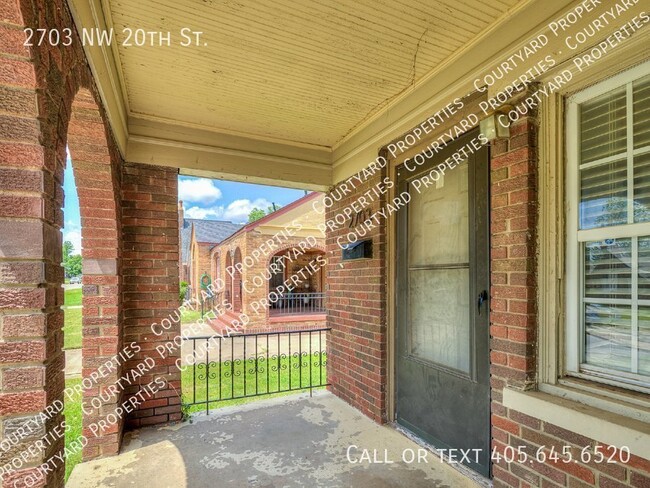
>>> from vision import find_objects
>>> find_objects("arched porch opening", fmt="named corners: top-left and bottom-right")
top-left (66, 88), bottom-right (123, 464)
top-left (225, 251), bottom-right (233, 307)
top-left (232, 247), bottom-right (243, 313)
top-left (266, 247), bottom-right (326, 319)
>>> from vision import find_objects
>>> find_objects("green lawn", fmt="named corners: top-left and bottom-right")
top-left (181, 353), bottom-right (327, 415)
top-left (64, 378), bottom-right (82, 482)
top-left (63, 308), bottom-right (82, 349)
top-left (181, 307), bottom-right (203, 324)
top-left (64, 287), bottom-right (82, 306)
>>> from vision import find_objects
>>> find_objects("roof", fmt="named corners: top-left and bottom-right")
top-left (180, 218), bottom-right (242, 263)
top-left (221, 192), bottom-right (321, 244)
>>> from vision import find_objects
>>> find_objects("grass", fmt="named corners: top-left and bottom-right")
top-left (181, 307), bottom-right (203, 324)
top-left (181, 353), bottom-right (327, 415)
top-left (64, 287), bottom-right (82, 306)
top-left (63, 308), bottom-right (82, 349)
top-left (64, 378), bottom-right (83, 482)
top-left (63, 287), bottom-right (82, 349)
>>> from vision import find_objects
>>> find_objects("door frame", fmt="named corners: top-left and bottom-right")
top-left (385, 93), bottom-right (489, 424)
top-left (384, 123), bottom-right (492, 476)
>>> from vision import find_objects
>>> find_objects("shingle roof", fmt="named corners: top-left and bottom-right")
top-left (180, 218), bottom-right (242, 263)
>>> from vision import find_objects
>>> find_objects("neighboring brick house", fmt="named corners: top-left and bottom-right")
top-left (209, 192), bottom-right (327, 331)
top-left (178, 204), bottom-right (241, 299)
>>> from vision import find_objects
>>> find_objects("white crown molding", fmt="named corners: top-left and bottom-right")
top-left (73, 0), bottom-right (645, 189)
top-left (127, 135), bottom-right (332, 191)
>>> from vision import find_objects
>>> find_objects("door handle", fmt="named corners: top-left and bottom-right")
top-left (478, 290), bottom-right (488, 315)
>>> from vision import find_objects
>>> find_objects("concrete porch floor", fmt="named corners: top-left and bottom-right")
top-left (67, 391), bottom-right (482, 488)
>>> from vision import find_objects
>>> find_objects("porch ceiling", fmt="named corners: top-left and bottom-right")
top-left (110, 0), bottom-right (519, 147)
top-left (68, 0), bottom-right (575, 188)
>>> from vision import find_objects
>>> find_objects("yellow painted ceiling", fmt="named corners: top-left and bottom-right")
top-left (107, 0), bottom-right (522, 148)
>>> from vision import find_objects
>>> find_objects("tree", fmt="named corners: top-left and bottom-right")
top-left (67, 255), bottom-right (82, 277)
top-left (247, 203), bottom-right (282, 223)
top-left (63, 241), bottom-right (74, 261)
top-left (248, 208), bottom-right (266, 223)
top-left (62, 241), bottom-right (82, 277)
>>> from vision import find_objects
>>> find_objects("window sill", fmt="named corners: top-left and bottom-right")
top-left (503, 384), bottom-right (650, 460)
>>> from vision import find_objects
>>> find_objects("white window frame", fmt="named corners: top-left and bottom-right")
top-left (565, 61), bottom-right (650, 393)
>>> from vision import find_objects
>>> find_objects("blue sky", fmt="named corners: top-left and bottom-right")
top-left (177, 175), bottom-right (305, 223)
top-left (62, 161), bottom-right (82, 253)
top-left (62, 161), bottom-right (305, 253)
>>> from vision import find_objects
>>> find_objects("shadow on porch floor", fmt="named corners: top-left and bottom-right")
top-left (67, 391), bottom-right (481, 488)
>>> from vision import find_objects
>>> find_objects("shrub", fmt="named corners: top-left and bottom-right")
top-left (179, 281), bottom-right (189, 302)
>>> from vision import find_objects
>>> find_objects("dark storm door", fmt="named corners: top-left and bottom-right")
top-left (396, 130), bottom-right (490, 477)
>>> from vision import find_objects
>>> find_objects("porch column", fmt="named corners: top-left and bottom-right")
top-left (0, 4), bottom-right (64, 486)
top-left (325, 168), bottom-right (388, 423)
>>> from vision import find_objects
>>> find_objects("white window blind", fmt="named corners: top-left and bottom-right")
top-left (567, 65), bottom-right (650, 390)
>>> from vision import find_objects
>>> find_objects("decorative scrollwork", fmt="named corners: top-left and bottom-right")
top-left (256, 356), bottom-right (266, 374)
top-left (291, 351), bottom-right (301, 369)
top-left (207, 361), bottom-right (218, 380)
top-left (185, 329), bottom-right (330, 414)
top-left (270, 354), bottom-right (280, 372)
top-left (279, 353), bottom-right (288, 370)
top-left (196, 362), bottom-right (207, 380)
top-left (300, 351), bottom-right (309, 368)
top-left (233, 358), bottom-right (242, 376)
top-left (223, 359), bottom-right (233, 378)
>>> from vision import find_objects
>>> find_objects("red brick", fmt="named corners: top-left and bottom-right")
top-left (1, 366), bottom-right (44, 390)
top-left (492, 414), bottom-right (520, 435)
top-left (0, 340), bottom-right (45, 362)
top-left (1, 314), bottom-right (46, 337)
top-left (0, 142), bottom-right (43, 167)
top-left (0, 195), bottom-right (42, 218)
top-left (0, 391), bottom-right (45, 415)
top-left (0, 58), bottom-right (36, 88)
top-left (631, 471), bottom-right (650, 487)
top-left (599, 476), bottom-right (630, 488)
top-left (627, 455), bottom-right (650, 474)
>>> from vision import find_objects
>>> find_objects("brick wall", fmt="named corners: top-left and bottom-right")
top-left (325, 170), bottom-right (387, 423)
top-left (215, 230), bottom-right (246, 310)
top-left (213, 231), bottom-right (326, 329)
top-left (0, 0), bottom-right (126, 483)
top-left (489, 98), bottom-right (650, 487)
top-left (190, 241), bottom-right (213, 301)
top-left (68, 89), bottom-right (124, 460)
top-left (121, 163), bottom-right (182, 428)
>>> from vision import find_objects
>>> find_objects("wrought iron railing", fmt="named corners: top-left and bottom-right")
top-left (181, 328), bottom-right (329, 414)
top-left (270, 292), bottom-right (325, 315)
top-left (199, 291), bottom-right (221, 317)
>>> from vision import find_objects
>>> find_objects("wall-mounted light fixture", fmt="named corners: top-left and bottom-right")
top-left (479, 106), bottom-right (512, 141)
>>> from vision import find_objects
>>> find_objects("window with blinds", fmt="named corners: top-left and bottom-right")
top-left (571, 69), bottom-right (650, 389)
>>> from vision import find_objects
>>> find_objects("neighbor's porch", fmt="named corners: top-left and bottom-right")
top-left (67, 391), bottom-right (481, 488)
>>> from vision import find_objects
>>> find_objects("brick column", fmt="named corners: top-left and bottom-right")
top-left (326, 170), bottom-right (387, 423)
top-left (121, 163), bottom-right (182, 428)
top-left (68, 89), bottom-right (124, 460)
top-left (488, 112), bottom-right (540, 486)
top-left (0, 3), bottom-right (63, 486)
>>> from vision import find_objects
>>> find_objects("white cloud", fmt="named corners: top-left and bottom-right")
top-left (185, 198), bottom-right (272, 224)
top-left (63, 230), bottom-right (82, 253)
top-left (223, 198), bottom-right (271, 222)
top-left (185, 205), bottom-right (225, 220)
top-left (178, 178), bottom-right (223, 204)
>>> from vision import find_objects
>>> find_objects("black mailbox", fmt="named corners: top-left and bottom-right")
top-left (342, 239), bottom-right (373, 260)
